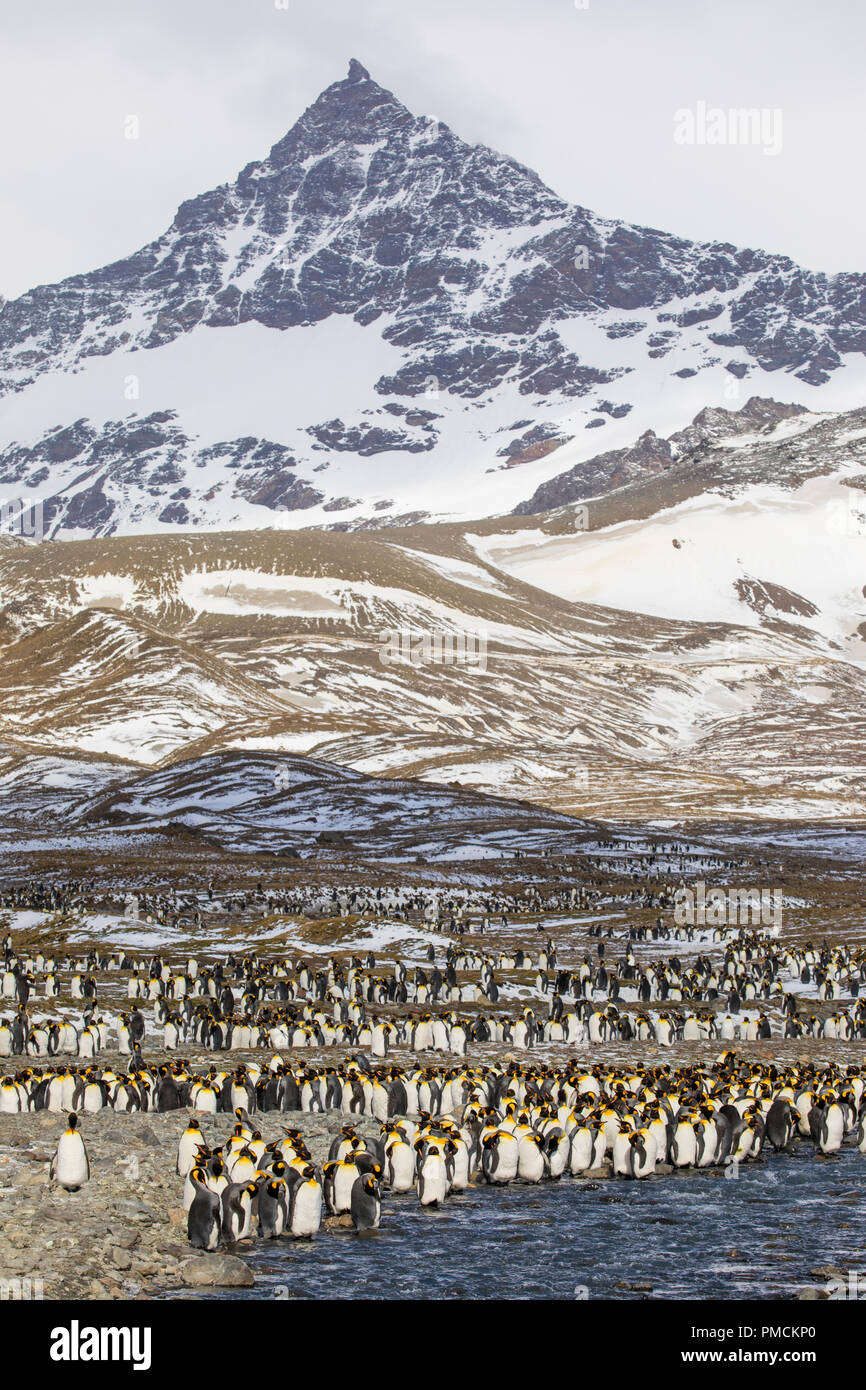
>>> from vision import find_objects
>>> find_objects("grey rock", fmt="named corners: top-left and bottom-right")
top-left (180, 1255), bottom-right (255, 1288)
top-left (106, 1228), bottom-right (141, 1250)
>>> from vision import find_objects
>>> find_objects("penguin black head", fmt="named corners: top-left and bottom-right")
top-left (67, 1113), bottom-right (78, 1131)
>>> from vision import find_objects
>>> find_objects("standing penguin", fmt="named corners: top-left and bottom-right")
top-left (187, 1168), bottom-right (222, 1250)
top-left (326, 1157), bottom-right (363, 1214)
top-left (416, 1144), bottom-right (448, 1207)
top-left (384, 1134), bottom-right (415, 1192)
top-left (481, 1130), bottom-right (519, 1185)
top-left (626, 1128), bottom-right (658, 1179)
top-left (177, 1118), bottom-right (205, 1176)
top-left (257, 1178), bottom-right (288, 1238)
top-left (516, 1131), bottom-right (548, 1183)
top-left (351, 1173), bottom-right (381, 1231)
top-left (764, 1099), bottom-right (796, 1153)
top-left (818, 1099), bottom-right (846, 1155)
top-left (156, 1069), bottom-right (181, 1112)
top-left (670, 1114), bottom-right (698, 1168)
top-left (50, 1113), bottom-right (90, 1191)
top-left (288, 1164), bottom-right (323, 1239)
top-left (221, 1181), bottom-right (257, 1242)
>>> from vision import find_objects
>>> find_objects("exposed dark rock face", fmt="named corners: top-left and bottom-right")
top-left (514, 429), bottom-right (674, 512)
top-left (0, 412), bottom-right (319, 535)
top-left (669, 397), bottom-right (806, 455)
top-left (734, 576), bottom-right (820, 619)
top-left (496, 424), bottom-right (571, 466)
top-left (307, 419), bottom-right (436, 454)
top-left (514, 397), bottom-right (808, 514)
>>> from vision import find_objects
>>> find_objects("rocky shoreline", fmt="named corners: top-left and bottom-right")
top-left (1, 1041), bottom-right (628, 1302)
top-left (0, 1102), bottom-right (389, 1301)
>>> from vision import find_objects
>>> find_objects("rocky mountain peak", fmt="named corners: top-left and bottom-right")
top-left (346, 58), bottom-right (372, 83)
top-left (1, 64), bottom-right (865, 537)
top-left (264, 58), bottom-right (417, 170)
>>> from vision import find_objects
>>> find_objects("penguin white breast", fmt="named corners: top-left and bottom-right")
top-left (54, 1132), bottom-right (88, 1186)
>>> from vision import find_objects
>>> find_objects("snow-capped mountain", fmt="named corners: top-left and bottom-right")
top-left (3, 58), bottom-right (866, 537)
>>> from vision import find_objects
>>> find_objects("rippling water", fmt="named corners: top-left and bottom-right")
top-left (186, 1147), bottom-right (866, 1301)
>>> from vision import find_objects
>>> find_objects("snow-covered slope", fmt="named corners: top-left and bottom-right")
top-left (3, 60), bottom-right (866, 535)
top-left (0, 742), bottom-right (128, 824)
top-left (480, 475), bottom-right (864, 643)
top-left (494, 398), bottom-right (866, 657)
top-left (0, 519), bottom-right (863, 822)
top-left (0, 608), bottom-right (290, 763)
top-left (73, 749), bottom-right (580, 858)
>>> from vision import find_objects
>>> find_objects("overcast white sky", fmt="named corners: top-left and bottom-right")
top-left (1, 0), bottom-right (863, 299)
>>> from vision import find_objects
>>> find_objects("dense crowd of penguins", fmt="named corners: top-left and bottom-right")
top-left (1, 878), bottom-right (609, 937)
top-left (3, 926), bottom-right (866, 1072)
top-left (0, 869), bottom-right (757, 940)
top-left (42, 1052), bottom-right (866, 1251)
top-left (1, 852), bottom-right (864, 1258)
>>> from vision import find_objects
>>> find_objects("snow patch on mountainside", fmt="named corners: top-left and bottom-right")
top-left (0, 317), bottom-right (397, 452)
top-left (77, 573), bottom-right (140, 609)
top-left (393, 547), bottom-right (511, 596)
top-left (471, 473), bottom-right (866, 652)
top-left (175, 567), bottom-right (572, 648)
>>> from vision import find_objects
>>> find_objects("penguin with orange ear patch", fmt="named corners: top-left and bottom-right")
top-left (187, 1167), bottom-right (221, 1250)
top-left (351, 1173), bottom-right (381, 1231)
top-left (257, 1176), bottom-right (288, 1238)
top-left (221, 1180), bottom-right (258, 1242)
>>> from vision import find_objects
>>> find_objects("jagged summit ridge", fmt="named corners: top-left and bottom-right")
top-left (262, 57), bottom-right (419, 172)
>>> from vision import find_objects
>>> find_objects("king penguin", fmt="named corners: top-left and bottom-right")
top-left (351, 1173), bottom-right (381, 1231)
top-left (187, 1167), bottom-right (222, 1250)
top-left (177, 1117), bottom-right (205, 1176)
top-left (50, 1113), bottom-right (90, 1191)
